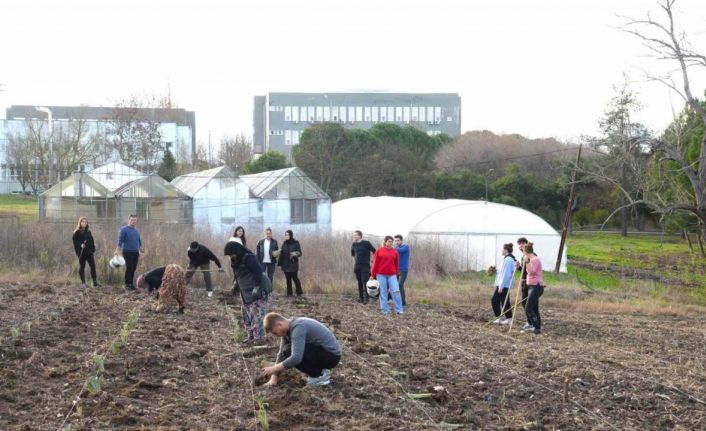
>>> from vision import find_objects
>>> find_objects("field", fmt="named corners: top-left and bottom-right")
top-left (1, 277), bottom-right (705, 430)
top-left (0, 195), bottom-right (37, 223)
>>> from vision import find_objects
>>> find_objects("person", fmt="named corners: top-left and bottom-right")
top-left (233, 225), bottom-right (247, 247)
top-left (516, 237), bottom-right (532, 328)
top-left (114, 214), bottom-right (144, 291)
top-left (394, 234), bottom-right (410, 306)
top-left (72, 216), bottom-right (100, 288)
top-left (260, 312), bottom-right (341, 387)
top-left (492, 243), bottom-right (516, 325)
top-left (137, 266), bottom-right (165, 296)
top-left (224, 239), bottom-right (270, 343)
top-left (523, 242), bottom-right (544, 335)
top-left (256, 228), bottom-right (279, 285)
top-left (185, 241), bottom-right (224, 298)
top-left (371, 236), bottom-right (403, 315)
top-left (278, 230), bottom-right (303, 296)
top-left (351, 230), bottom-right (376, 304)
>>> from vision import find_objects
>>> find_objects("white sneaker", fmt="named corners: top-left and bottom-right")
top-left (492, 318), bottom-right (502, 324)
top-left (207, 291), bottom-right (213, 298)
top-left (499, 318), bottom-right (512, 325)
top-left (306, 369), bottom-right (330, 386)
top-left (521, 326), bottom-right (536, 333)
top-left (522, 323), bottom-right (532, 330)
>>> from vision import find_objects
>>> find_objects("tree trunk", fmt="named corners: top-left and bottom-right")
top-left (620, 201), bottom-right (629, 237)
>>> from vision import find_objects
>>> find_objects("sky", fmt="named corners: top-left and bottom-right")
top-left (1, 0), bottom-right (705, 150)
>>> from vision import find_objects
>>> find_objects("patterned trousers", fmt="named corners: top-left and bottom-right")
top-left (242, 296), bottom-right (269, 340)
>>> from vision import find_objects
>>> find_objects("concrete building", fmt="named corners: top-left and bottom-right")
top-left (0, 105), bottom-right (196, 194)
top-left (253, 92), bottom-right (461, 157)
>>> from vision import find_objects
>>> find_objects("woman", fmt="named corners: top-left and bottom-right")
top-left (370, 236), bottom-right (402, 315)
top-left (72, 217), bottom-right (100, 288)
top-left (492, 243), bottom-right (516, 325)
top-left (225, 240), bottom-right (270, 342)
top-left (232, 225), bottom-right (247, 247)
top-left (277, 230), bottom-right (303, 296)
top-left (523, 242), bottom-right (544, 335)
top-left (153, 264), bottom-right (187, 314)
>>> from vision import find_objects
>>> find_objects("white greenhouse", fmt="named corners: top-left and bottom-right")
top-left (332, 196), bottom-right (567, 273)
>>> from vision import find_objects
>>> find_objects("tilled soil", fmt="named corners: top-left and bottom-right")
top-left (1, 281), bottom-right (705, 430)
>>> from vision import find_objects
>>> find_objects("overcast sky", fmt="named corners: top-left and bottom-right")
top-left (1, 0), bottom-right (705, 149)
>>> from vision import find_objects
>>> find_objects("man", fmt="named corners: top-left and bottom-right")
top-left (114, 214), bottom-right (144, 291)
top-left (185, 241), bottom-right (224, 298)
top-left (351, 230), bottom-right (376, 304)
top-left (394, 234), bottom-right (410, 306)
top-left (516, 237), bottom-right (532, 329)
top-left (260, 312), bottom-right (341, 387)
top-left (256, 228), bottom-right (279, 285)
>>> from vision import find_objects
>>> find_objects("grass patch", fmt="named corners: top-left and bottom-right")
top-left (0, 195), bottom-right (38, 222)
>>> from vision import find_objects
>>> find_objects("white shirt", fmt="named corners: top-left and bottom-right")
top-left (263, 239), bottom-right (272, 263)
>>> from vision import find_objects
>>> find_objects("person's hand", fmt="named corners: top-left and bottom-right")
top-left (252, 285), bottom-right (261, 297)
top-left (263, 375), bottom-right (278, 387)
top-left (218, 267), bottom-right (225, 273)
top-left (81, 243), bottom-right (85, 249)
top-left (139, 247), bottom-right (146, 255)
top-left (261, 365), bottom-right (279, 377)
top-left (114, 248), bottom-right (120, 256)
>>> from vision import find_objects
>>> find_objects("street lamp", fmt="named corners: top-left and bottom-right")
top-left (484, 168), bottom-right (494, 202)
top-left (35, 107), bottom-right (53, 182)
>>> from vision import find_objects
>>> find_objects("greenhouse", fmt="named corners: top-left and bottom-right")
top-left (332, 196), bottom-right (566, 272)
top-left (39, 162), bottom-right (192, 223)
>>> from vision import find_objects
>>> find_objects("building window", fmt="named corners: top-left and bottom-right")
top-left (291, 199), bottom-right (318, 223)
top-left (339, 106), bottom-right (346, 123)
top-left (269, 105), bottom-right (283, 112)
top-left (285, 130), bottom-right (292, 145)
top-left (371, 106), bottom-right (379, 122)
top-left (292, 106), bottom-right (299, 123)
top-left (395, 107), bottom-right (402, 122)
top-left (419, 106), bottom-right (426, 122)
top-left (308, 106), bottom-right (315, 122)
top-left (348, 106), bottom-right (355, 123)
top-left (364, 107), bottom-right (371, 122)
top-left (293, 130), bottom-right (300, 145)
top-left (387, 107), bottom-right (394, 122)
top-left (411, 107), bottom-right (418, 121)
top-left (332, 106), bottom-right (339, 121)
top-left (427, 107), bottom-right (434, 124)
top-left (316, 106), bottom-right (323, 122)
top-left (323, 106), bottom-right (330, 121)
top-left (403, 107), bottom-right (410, 123)
top-left (447, 116), bottom-right (453, 122)
top-left (434, 107), bottom-right (441, 124)
top-left (284, 106), bottom-right (292, 121)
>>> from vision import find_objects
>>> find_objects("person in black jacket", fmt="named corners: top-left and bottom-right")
top-left (185, 241), bottom-right (224, 298)
top-left (137, 266), bottom-right (165, 296)
top-left (351, 230), bottom-right (376, 303)
top-left (224, 239), bottom-right (270, 342)
top-left (256, 228), bottom-right (279, 285)
top-left (278, 229), bottom-right (303, 296)
top-left (72, 217), bottom-right (100, 288)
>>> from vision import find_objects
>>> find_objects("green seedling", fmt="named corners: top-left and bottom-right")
top-left (85, 375), bottom-right (102, 396)
top-left (75, 405), bottom-right (83, 418)
top-left (93, 354), bottom-right (105, 373)
top-left (10, 327), bottom-right (20, 338)
top-left (407, 392), bottom-right (433, 400)
top-left (256, 398), bottom-right (269, 431)
top-left (24, 321), bottom-right (32, 333)
top-left (120, 309), bottom-right (140, 343)
top-left (110, 340), bottom-right (121, 356)
top-left (233, 324), bottom-right (245, 343)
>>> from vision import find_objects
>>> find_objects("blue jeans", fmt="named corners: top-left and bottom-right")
top-left (377, 274), bottom-right (403, 314)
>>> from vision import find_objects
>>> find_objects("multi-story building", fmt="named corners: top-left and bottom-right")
top-left (253, 92), bottom-right (462, 157)
top-left (0, 105), bottom-right (195, 194)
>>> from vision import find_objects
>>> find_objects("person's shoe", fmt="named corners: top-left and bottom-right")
top-left (533, 328), bottom-right (541, 335)
top-left (500, 318), bottom-right (512, 325)
top-left (81, 283), bottom-right (88, 289)
top-left (306, 370), bottom-right (330, 386)
top-left (521, 326), bottom-right (536, 333)
top-left (522, 323), bottom-right (532, 330)
top-left (93, 282), bottom-right (101, 288)
top-left (207, 291), bottom-right (213, 298)
top-left (493, 318), bottom-right (502, 324)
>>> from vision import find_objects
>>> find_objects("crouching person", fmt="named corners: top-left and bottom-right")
top-left (260, 312), bottom-right (342, 387)
top-left (138, 264), bottom-right (187, 313)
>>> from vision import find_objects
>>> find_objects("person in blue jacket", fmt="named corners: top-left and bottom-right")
top-left (114, 214), bottom-right (144, 291)
top-left (394, 234), bottom-right (410, 306)
top-left (492, 243), bottom-right (516, 325)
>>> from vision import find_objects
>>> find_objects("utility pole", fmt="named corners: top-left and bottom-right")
top-left (555, 144), bottom-right (582, 273)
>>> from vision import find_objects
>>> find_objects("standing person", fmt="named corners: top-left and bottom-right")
top-left (370, 236), bottom-right (403, 315)
top-left (516, 237), bottom-right (532, 328)
top-left (114, 214), bottom-right (144, 291)
top-left (260, 312), bottom-right (342, 387)
top-left (394, 234), bottom-right (410, 306)
top-left (351, 230), bottom-right (376, 304)
top-left (257, 228), bottom-right (279, 285)
top-left (185, 241), bottom-right (224, 298)
top-left (225, 239), bottom-right (270, 343)
top-left (232, 225), bottom-right (247, 247)
top-left (278, 230), bottom-right (303, 296)
top-left (492, 243), bottom-right (516, 325)
top-left (523, 242), bottom-right (544, 335)
top-left (72, 217), bottom-right (100, 288)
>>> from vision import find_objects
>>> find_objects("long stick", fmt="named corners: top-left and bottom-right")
top-left (555, 144), bottom-right (582, 273)
top-left (508, 258), bottom-right (525, 331)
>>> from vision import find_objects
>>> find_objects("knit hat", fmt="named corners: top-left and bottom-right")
top-left (224, 240), bottom-right (247, 265)
top-left (189, 241), bottom-right (199, 251)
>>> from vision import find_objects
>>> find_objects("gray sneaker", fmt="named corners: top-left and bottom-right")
top-left (81, 283), bottom-right (88, 289)
top-left (521, 326), bottom-right (536, 333)
top-left (306, 369), bottom-right (330, 386)
top-left (522, 323), bottom-right (532, 330)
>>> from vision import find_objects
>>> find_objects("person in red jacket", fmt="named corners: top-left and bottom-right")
top-left (370, 236), bottom-right (403, 315)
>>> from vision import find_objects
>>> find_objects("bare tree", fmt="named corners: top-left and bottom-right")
top-left (619, 0), bottom-right (706, 241)
top-left (107, 95), bottom-right (164, 171)
top-left (217, 133), bottom-right (253, 173)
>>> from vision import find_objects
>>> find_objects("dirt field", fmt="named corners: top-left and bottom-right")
top-left (1, 280), bottom-right (705, 430)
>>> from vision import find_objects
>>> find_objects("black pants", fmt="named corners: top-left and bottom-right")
top-left (282, 344), bottom-right (341, 378)
top-left (78, 253), bottom-right (97, 284)
top-left (526, 284), bottom-right (544, 332)
top-left (263, 262), bottom-right (276, 284)
top-left (398, 271), bottom-right (408, 306)
top-left (491, 288), bottom-right (512, 318)
top-left (284, 271), bottom-right (303, 296)
top-left (354, 264), bottom-right (370, 302)
top-left (521, 281), bottom-right (531, 323)
top-left (123, 251), bottom-right (140, 288)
